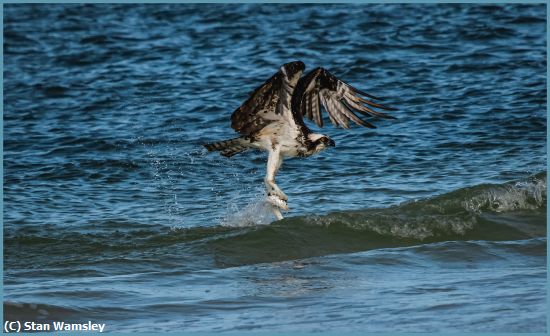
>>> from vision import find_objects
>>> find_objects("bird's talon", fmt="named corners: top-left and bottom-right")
top-left (270, 190), bottom-right (288, 201)
top-left (266, 185), bottom-right (288, 201)
top-left (267, 195), bottom-right (289, 211)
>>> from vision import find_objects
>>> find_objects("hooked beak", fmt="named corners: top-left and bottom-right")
top-left (328, 139), bottom-right (336, 147)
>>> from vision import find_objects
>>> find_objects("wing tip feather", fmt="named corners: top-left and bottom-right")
top-left (352, 87), bottom-right (383, 101)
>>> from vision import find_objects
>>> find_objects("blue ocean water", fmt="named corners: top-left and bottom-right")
top-left (3, 3), bottom-right (547, 332)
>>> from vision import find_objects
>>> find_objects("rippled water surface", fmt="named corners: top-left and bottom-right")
top-left (3, 3), bottom-right (547, 332)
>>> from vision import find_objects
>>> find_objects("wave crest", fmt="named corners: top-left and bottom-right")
top-left (298, 172), bottom-right (546, 240)
top-left (464, 173), bottom-right (546, 213)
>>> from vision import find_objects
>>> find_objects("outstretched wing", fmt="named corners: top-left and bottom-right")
top-left (292, 67), bottom-right (396, 129)
top-left (231, 71), bottom-right (294, 136)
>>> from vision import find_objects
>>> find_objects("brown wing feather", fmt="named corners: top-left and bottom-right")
top-left (231, 72), bottom-right (283, 135)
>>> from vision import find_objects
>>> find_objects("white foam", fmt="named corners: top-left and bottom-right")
top-left (220, 191), bottom-right (280, 227)
top-left (463, 176), bottom-right (546, 213)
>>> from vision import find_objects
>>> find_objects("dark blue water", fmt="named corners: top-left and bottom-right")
top-left (3, 3), bottom-right (547, 332)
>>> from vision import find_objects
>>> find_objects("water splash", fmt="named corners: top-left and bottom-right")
top-left (220, 189), bottom-right (279, 227)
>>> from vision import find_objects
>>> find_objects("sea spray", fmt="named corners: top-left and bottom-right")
top-left (220, 190), bottom-right (278, 227)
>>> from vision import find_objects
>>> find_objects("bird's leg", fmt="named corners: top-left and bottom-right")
top-left (265, 147), bottom-right (288, 201)
top-left (265, 147), bottom-right (287, 219)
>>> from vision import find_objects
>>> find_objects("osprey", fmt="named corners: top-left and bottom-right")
top-left (204, 61), bottom-right (396, 219)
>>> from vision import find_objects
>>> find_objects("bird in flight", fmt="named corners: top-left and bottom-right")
top-left (204, 61), bottom-right (396, 220)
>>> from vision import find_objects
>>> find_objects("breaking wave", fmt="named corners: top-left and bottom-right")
top-left (298, 171), bottom-right (546, 240)
top-left (4, 172), bottom-right (545, 268)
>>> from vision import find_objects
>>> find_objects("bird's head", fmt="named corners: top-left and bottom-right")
top-left (309, 134), bottom-right (335, 154)
top-left (281, 61), bottom-right (305, 85)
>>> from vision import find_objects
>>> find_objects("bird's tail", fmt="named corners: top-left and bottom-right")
top-left (203, 137), bottom-right (250, 157)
